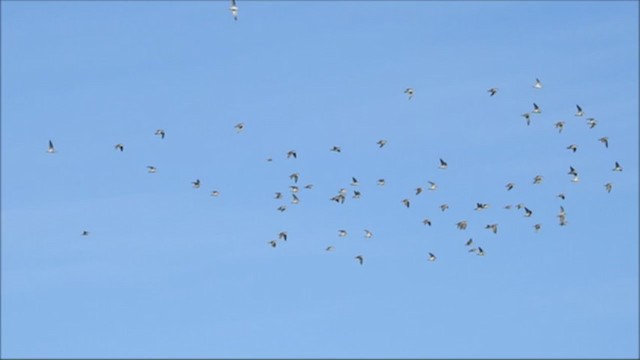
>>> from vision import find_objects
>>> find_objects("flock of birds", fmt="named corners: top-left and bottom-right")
top-left (46, 73), bottom-right (624, 266)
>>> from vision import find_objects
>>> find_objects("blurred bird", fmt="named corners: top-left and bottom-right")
top-left (571, 174), bottom-right (580, 183)
top-left (575, 105), bottom-right (584, 117)
top-left (230, 0), bottom-right (238, 20)
top-left (485, 224), bottom-right (498, 234)
top-left (612, 161), bottom-right (623, 172)
top-left (438, 158), bottom-right (448, 169)
top-left (604, 183), bottom-right (613, 193)
top-left (304, 184), bottom-right (314, 190)
top-left (533, 175), bottom-right (543, 184)
top-left (439, 204), bottom-right (449, 212)
top-left (506, 183), bottom-right (515, 191)
top-left (557, 193), bottom-right (566, 200)
top-left (402, 199), bottom-right (411, 208)
top-left (474, 203), bottom-right (489, 211)
top-left (211, 190), bottom-right (220, 197)
top-left (154, 129), bottom-right (165, 139)
top-left (534, 224), bottom-right (542, 232)
top-left (290, 173), bottom-right (300, 183)
top-left (567, 144), bottom-right (578, 153)
top-left (81, 230), bottom-right (90, 236)
top-left (47, 140), bottom-right (56, 153)
top-left (287, 150), bottom-right (297, 159)
top-left (291, 194), bottom-right (300, 204)
top-left (353, 190), bottom-right (361, 199)
top-left (268, 240), bottom-right (277, 248)
top-left (274, 192), bottom-right (283, 199)
top-left (404, 88), bottom-right (414, 100)
top-left (350, 177), bottom-right (359, 186)
top-left (326, 246), bottom-right (335, 252)
top-left (338, 230), bottom-right (348, 237)
top-left (192, 179), bottom-right (201, 188)
top-left (377, 139), bottom-right (388, 148)
top-left (532, 103), bottom-right (541, 114)
top-left (234, 122), bottom-right (245, 133)
top-left (533, 78), bottom-right (543, 89)
top-left (456, 220), bottom-right (468, 230)
top-left (428, 253), bottom-right (437, 262)
top-left (355, 255), bottom-right (364, 265)
top-left (330, 146), bottom-right (341, 153)
top-left (465, 238), bottom-right (473, 246)
top-left (488, 87), bottom-right (498, 96)
top-left (147, 166), bottom-right (157, 173)
top-left (377, 179), bottom-right (386, 186)
top-left (277, 205), bottom-right (286, 212)
top-left (331, 194), bottom-right (345, 204)
top-left (504, 204), bottom-right (513, 209)
top-left (555, 121), bottom-right (565, 133)
top-left (364, 229), bottom-right (373, 238)
top-left (587, 118), bottom-right (598, 129)
top-left (568, 166), bottom-right (578, 176)
top-left (599, 137), bottom-right (609, 148)
top-left (279, 231), bottom-right (287, 241)
top-left (289, 185), bottom-right (299, 193)
top-left (522, 112), bottom-right (531, 126)
top-left (477, 247), bottom-right (485, 256)
top-left (422, 218), bottom-right (432, 226)
top-left (427, 181), bottom-right (438, 191)
top-left (114, 143), bottom-right (124, 152)
top-left (523, 206), bottom-right (533, 217)
top-left (415, 187), bottom-right (423, 195)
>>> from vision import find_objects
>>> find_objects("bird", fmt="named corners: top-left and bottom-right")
top-left (291, 194), bottom-right (300, 204)
top-left (485, 224), bottom-right (498, 234)
top-left (474, 203), bottom-right (489, 211)
top-left (304, 184), bottom-right (314, 190)
top-left (504, 204), bottom-right (513, 209)
top-left (477, 247), bottom-right (485, 256)
top-left (353, 190), bottom-right (361, 199)
top-left (147, 166), bottom-right (157, 173)
top-left (568, 166), bottom-right (578, 176)
top-left (114, 143), bottom-right (124, 152)
top-left (192, 179), bottom-right (201, 188)
top-left (487, 87), bottom-right (498, 96)
top-left (338, 230), bottom-right (348, 237)
top-left (456, 220), bottom-right (468, 230)
top-left (533, 175), bottom-right (543, 184)
top-left (402, 199), bottom-right (411, 208)
top-left (522, 113), bottom-right (532, 126)
top-left (377, 139), bottom-right (387, 148)
top-left (289, 185), bottom-right (299, 193)
top-left (331, 194), bottom-right (345, 204)
top-left (415, 187), bottom-right (423, 195)
top-left (555, 121), bottom-right (565, 133)
top-left (557, 193), bottom-right (566, 200)
top-left (604, 183), bottom-right (613, 193)
top-left (587, 118), bottom-right (598, 129)
top-left (290, 173), bottom-right (300, 183)
top-left (330, 146), bottom-right (341, 153)
top-left (364, 229), bottom-right (373, 238)
top-left (404, 88), bottom-right (414, 100)
top-left (532, 103), bottom-right (541, 114)
top-left (47, 140), bottom-right (56, 153)
top-left (234, 122), bottom-right (245, 132)
top-left (211, 190), bottom-right (220, 197)
top-left (274, 192), bottom-right (283, 199)
top-left (523, 206), bottom-right (533, 217)
top-left (427, 181), bottom-right (438, 191)
top-left (279, 231), bottom-right (288, 241)
top-left (377, 179), bottom-right (386, 186)
top-left (428, 253), bottom-right (437, 262)
top-left (325, 246), bottom-right (335, 252)
top-left (81, 230), bottom-right (90, 236)
top-left (229, 0), bottom-right (238, 20)
top-left (567, 144), bottom-right (578, 153)
top-left (575, 105), bottom-right (584, 117)
top-left (287, 150), bottom-right (297, 159)
top-left (422, 218), bottom-right (432, 226)
top-left (438, 158), bottom-right (448, 169)
top-left (505, 183), bottom-right (515, 191)
top-left (533, 78), bottom-right (543, 89)
top-left (571, 174), bottom-right (580, 183)
top-left (277, 205), bottom-right (287, 212)
top-left (439, 204), bottom-right (449, 212)
top-left (154, 129), bottom-right (165, 139)
top-left (268, 240), bottom-right (277, 248)
top-left (612, 161), bottom-right (623, 172)
top-left (599, 137), bottom-right (609, 148)
top-left (516, 203), bottom-right (525, 210)
top-left (350, 177), bottom-right (359, 186)
top-left (534, 224), bottom-right (542, 232)
top-left (465, 238), bottom-right (473, 246)
top-left (355, 255), bottom-right (364, 265)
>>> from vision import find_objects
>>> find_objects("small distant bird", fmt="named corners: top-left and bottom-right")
top-left (604, 183), bottom-right (613, 193)
top-left (468, 248), bottom-right (478, 253)
top-left (266, 158), bottom-right (273, 162)
top-left (147, 166), bottom-right (157, 173)
top-left (353, 190), bottom-right (361, 199)
top-left (533, 175), bottom-right (543, 184)
top-left (428, 253), bottom-right (437, 262)
top-left (567, 144), bottom-right (578, 153)
top-left (568, 166), bottom-right (578, 176)
top-left (304, 184), bottom-right (314, 190)
top-left (402, 199), bottom-right (410, 208)
top-left (427, 181), bottom-right (437, 191)
top-left (570, 174), bottom-right (580, 183)
top-left (485, 224), bottom-right (498, 234)
top-left (575, 105), bottom-right (584, 117)
top-left (234, 122), bottom-right (245, 133)
top-left (404, 88), bottom-right (414, 100)
top-left (465, 238), bottom-right (473, 246)
top-left (291, 194), bottom-right (300, 204)
top-left (331, 194), bottom-right (345, 204)
top-left (154, 129), bottom-right (165, 139)
top-left (456, 220), bottom-right (468, 230)
top-left (192, 179), bottom-right (201, 188)
top-left (415, 187), bottom-right (423, 195)
top-left (516, 203), bottom-right (525, 210)
top-left (477, 247), bottom-right (485, 256)
top-left (339, 188), bottom-right (347, 196)
top-left (532, 103), bottom-right (541, 114)
top-left (439, 204), bottom-right (449, 212)
top-left (338, 230), bottom-right (348, 237)
top-left (290, 173), bottom-right (300, 183)
top-left (326, 246), bottom-right (335, 252)
top-left (587, 118), bottom-right (598, 129)
top-left (438, 158), bottom-right (448, 169)
top-left (211, 190), bottom-right (220, 197)
top-left (506, 183), bottom-right (515, 191)
top-left (274, 192), bottom-right (283, 199)
top-left (287, 150), bottom-right (297, 159)
top-left (377, 139), bottom-right (387, 148)
top-left (355, 255), bottom-right (364, 265)
top-left (504, 204), bottom-right (512, 209)
top-left (377, 179), bottom-right (386, 186)
top-left (350, 177), bottom-right (359, 186)
top-left (289, 185), bottom-right (299, 193)
top-left (268, 240), bottom-right (277, 248)
top-left (229, 0), bottom-right (238, 20)
top-left (330, 146), bottom-right (341, 153)
top-left (522, 113), bottom-right (531, 126)
top-left (47, 140), bottom-right (56, 153)
top-left (114, 143), bottom-right (124, 152)
top-left (599, 137), bottom-right (609, 148)
top-left (277, 205), bottom-right (287, 212)
top-left (474, 203), bottom-right (489, 211)
top-left (364, 229), bottom-right (373, 238)
top-left (533, 78), bottom-right (543, 89)
top-left (81, 230), bottom-right (90, 236)
top-left (279, 231), bottom-right (287, 241)
top-left (555, 121), bottom-right (565, 133)
top-left (422, 218), bottom-right (432, 226)
top-left (487, 87), bottom-right (498, 96)
top-left (533, 224), bottom-right (542, 232)
top-left (523, 206), bottom-right (533, 217)
top-left (557, 193), bottom-right (566, 200)
top-left (612, 161), bottom-right (623, 172)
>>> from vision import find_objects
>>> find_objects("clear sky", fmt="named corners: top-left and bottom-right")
top-left (1, 1), bottom-right (638, 358)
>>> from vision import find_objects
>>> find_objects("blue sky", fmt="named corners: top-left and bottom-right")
top-left (1, 1), bottom-right (638, 358)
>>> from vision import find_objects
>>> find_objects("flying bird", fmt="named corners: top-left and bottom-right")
top-left (355, 255), bottom-right (364, 265)
top-left (532, 103), bottom-right (541, 114)
top-left (287, 150), bottom-right (297, 159)
top-left (604, 183), bottom-right (613, 193)
top-left (268, 240), bottom-right (277, 248)
top-left (555, 121), bottom-right (565, 133)
top-left (477, 247), bottom-right (485, 256)
top-left (567, 144), bottom-right (578, 153)
top-left (211, 190), bottom-right (220, 197)
top-left (147, 166), bottom-right (157, 173)
top-left (568, 166), bottom-right (578, 176)
top-left (474, 203), bottom-right (489, 211)
top-left (114, 143), bottom-right (124, 152)
top-left (612, 161), bottom-right (623, 172)
top-left (192, 179), bottom-right (201, 188)
top-left (599, 137), bottom-right (609, 148)
top-left (279, 231), bottom-right (288, 241)
top-left (289, 185), bottom-right (299, 193)
top-left (290, 173), bottom-right (300, 183)
top-left (533, 175), bottom-right (543, 184)
top-left (575, 105), bottom-right (584, 117)
top-left (229, 0), bottom-right (238, 20)
top-left (557, 193), bottom-right (566, 200)
top-left (439, 204), bottom-right (449, 212)
top-left (522, 113), bottom-right (532, 126)
top-left (377, 179), bottom-right (386, 186)
top-left (353, 190), bottom-right (361, 199)
top-left (47, 140), bottom-right (56, 153)
top-left (523, 206), bottom-right (533, 217)
top-left (465, 238), bottom-right (473, 246)
top-left (350, 177), bottom-right (359, 186)
top-left (427, 181), bottom-right (438, 191)
top-left (438, 158), bottom-right (448, 169)
top-left (404, 88), bottom-right (414, 100)
top-left (456, 220), bottom-right (468, 230)
top-left (154, 129), bottom-right (165, 139)
top-left (428, 253), bottom-right (437, 262)
top-left (505, 183), bottom-right (515, 191)
top-left (277, 205), bottom-right (287, 212)
top-left (364, 229), bottom-right (373, 238)
top-left (330, 146), bottom-right (341, 153)
top-left (274, 192), bottom-right (283, 199)
top-left (422, 218), bottom-right (432, 226)
top-left (326, 246), bottom-right (335, 252)
top-left (487, 87), bottom-right (498, 96)
top-left (485, 224), bottom-right (498, 234)
top-left (234, 122), bottom-right (245, 133)
top-left (81, 230), bottom-right (90, 236)
top-left (291, 194), bottom-right (300, 204)
top-left (415, 187), bottom-right (423, 195)
top-left (533, 78), bottom-right (543, 89)
top-left (587, 118), bottom-right (598, 129)
top-left (304, 184), bottom-right (314, 190)
top-left (338, 230), bottom-right (348, 237)
top-left (533, 224), bottom-right (542, 232)
top-left (377, 139), bottom-right (387, 148)
top-left (402, 199), bottom-right (411, 208)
